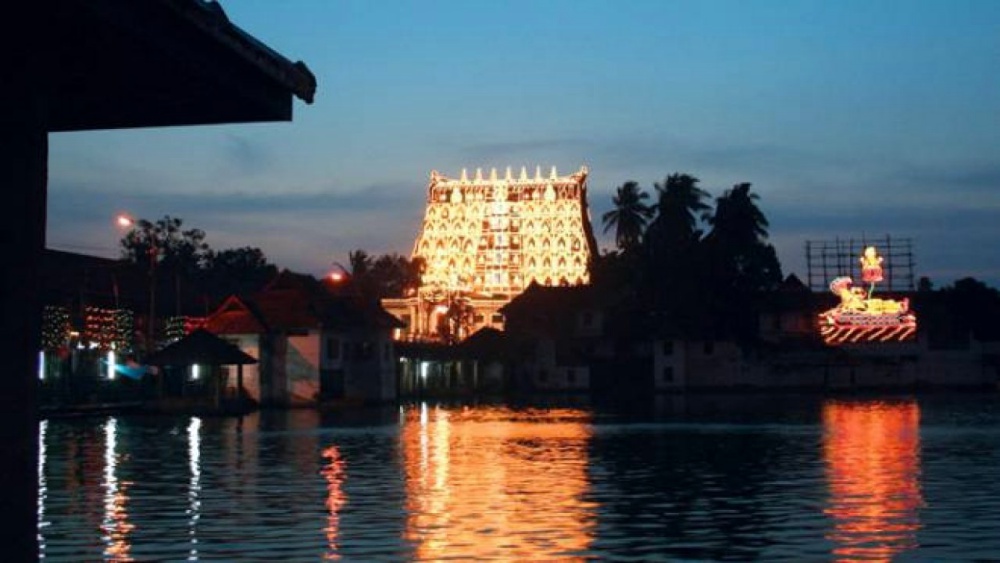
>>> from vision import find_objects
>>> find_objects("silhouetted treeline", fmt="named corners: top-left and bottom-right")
top-left (915, 277), bottom-right (1000, 345)
top-left (345, 249), bottom-right (425, 303)
top-left (119, 215), bottom-right (278, 311)
top-left (597, 173), bottom-right (782, 341)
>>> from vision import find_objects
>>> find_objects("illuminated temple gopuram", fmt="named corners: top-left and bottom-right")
top-left (383, 165), bottom-right (598, 341)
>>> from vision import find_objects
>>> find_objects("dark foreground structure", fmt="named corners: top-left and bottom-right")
top-left (3, 1), bottom-right (314, 558)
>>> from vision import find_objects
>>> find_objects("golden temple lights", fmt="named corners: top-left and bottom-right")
top-left (384, 166), bottom-right (597, 341)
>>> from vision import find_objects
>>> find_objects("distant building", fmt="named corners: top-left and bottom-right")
top-left (500, 283), bottom-right (612, 393)
top-left (383, 165), bottom-right (598, 341)
top-left (205, 270), bottom-right (402, 406)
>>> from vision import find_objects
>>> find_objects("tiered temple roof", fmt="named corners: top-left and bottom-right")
top-left (413, 165), bottom-right (598, 297)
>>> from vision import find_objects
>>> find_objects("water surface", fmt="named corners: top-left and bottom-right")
top-left (37, 394), bottom-right (1000, 560)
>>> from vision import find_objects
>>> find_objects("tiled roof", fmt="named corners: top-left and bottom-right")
top-left (206, 270), bottom-right (403, 334)
top-left (500, 282), bottom-right (601, 317)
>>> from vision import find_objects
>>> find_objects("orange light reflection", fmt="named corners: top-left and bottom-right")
top-left (400, 405), bottom-right (596, 561)
top-left (823, 400), bottom-right (923, 562)
top-left (321, 445), bottom-right (347, 560)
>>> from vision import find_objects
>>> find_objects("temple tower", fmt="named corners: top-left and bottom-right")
top-left (383, 165), bottom-right (597, 341)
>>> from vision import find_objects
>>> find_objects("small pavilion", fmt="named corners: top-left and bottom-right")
top-left (145, 328), bottom-right (259, 411)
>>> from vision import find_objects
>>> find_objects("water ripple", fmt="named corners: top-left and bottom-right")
top-left (36, 397), bottom-right (1000, 560)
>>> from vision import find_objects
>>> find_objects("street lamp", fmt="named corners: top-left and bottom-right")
top-left (329, 261), bottom-right (350, 283)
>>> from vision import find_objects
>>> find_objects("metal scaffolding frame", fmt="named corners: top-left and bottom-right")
top-left (805, 235), bottom-right (915, 292)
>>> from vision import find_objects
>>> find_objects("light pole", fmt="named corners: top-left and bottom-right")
top-left (328, 262), bottom-right (349, 283)
top-left (327, 261), bottom-right (356, 297)
top-left (116, 214), bottom-right (159, 357)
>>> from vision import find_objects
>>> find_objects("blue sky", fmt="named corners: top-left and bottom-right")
top-left (47, 0), bottom-right (1000, 288)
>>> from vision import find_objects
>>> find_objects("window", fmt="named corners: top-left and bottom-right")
top-left (491, 313), bottom-right (504, 324)
top-left (662, 366), bottom-right (674, 383)
top-left (662, 340), bottom-right (674, 356)
top-left (357, 342), bottom-right (374, 361)
top-left (474, 314), bottom-right (485, 324)
top-left (326, 337), bottom-right (340, 361)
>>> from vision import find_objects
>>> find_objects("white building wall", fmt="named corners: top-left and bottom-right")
top-left (653, 338), bottom-right (687, 391)
top-left (287, 332), bottom-right (321, 406)
top-left (686, 341), bottom-right (744, 388)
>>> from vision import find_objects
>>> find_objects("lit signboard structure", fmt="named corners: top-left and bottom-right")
top-left (818, 246), bottom-right (917, 345)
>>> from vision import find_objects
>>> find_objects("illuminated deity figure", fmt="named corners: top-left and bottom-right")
top-left (860, 246), bottom-right (884, 297)
top-left (817, 248), bottom-right (917, 345)
top-left (829, 277), bottom-right (866, 311)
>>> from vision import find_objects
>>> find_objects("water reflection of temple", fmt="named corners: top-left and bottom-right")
top-left (823, 400), bottom-right (923, 561)
top-left (399, 405), bottom-right (596, 560)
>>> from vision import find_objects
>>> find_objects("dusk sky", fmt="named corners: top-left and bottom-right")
top-left (47, 0), bottom-right (1000, 287)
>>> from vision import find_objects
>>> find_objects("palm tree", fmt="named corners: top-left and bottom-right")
top-left (348, 249), bottom-right (372, 278)
top-left (705, 182), bottom-right (769, 245)
top-left (601, 181), bottom-right (653, 254)
top-left (704, 182), bottom-right (782, 293)
top-left (646, 173), bottom-right (711, 250)
top-left (638, 173), bottom-right (712, 313)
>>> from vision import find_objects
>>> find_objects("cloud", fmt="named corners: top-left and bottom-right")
top-left (221, 134), bottom-right (272, 175)
top-left (46, 131), bottom-right (1000, 287)
top-left (891, 160), bottom-right (1000, 196)
top-left (46, 180), bottom-right (427, 271)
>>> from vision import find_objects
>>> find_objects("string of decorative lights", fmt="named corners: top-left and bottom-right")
top-left (41, 306), bottom-right (70, 351)
top-left (83, 306), bottom-right (134, 352)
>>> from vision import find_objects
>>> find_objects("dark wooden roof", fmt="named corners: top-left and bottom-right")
top-left (145, 328), bottom-right (257, 366)
top-left (41, 0), bottom-right (316, 132)
top-left (500, 282), bottom-right (602, 317)
top-left (455, 327), bottom-right (509, 359)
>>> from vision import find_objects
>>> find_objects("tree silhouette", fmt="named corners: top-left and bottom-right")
top-left (348, 249), bottom-right (371, 279)
top-left (201, 247), bottom-right (278, 305)
top-left (119, 215), bottom-right (278, 312)
top-left (602, 181), bottom-right (653, 255)
top-left (345, 250), bottom-right (425, 301)
top-left (120, 215), bottom-right (209, 279)
top-left (703, 182), bottom-right (781, 293)
top-left (945, 277), bottom-right (1000, 340)
top-left (642, 173), bottom-right (712, 314)
top-left (646, 173), bottom-right (711, 245)
top-left (702, 182), bottom-right (782, 339)
top-left (706, 182), bottom-right (769, 243)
